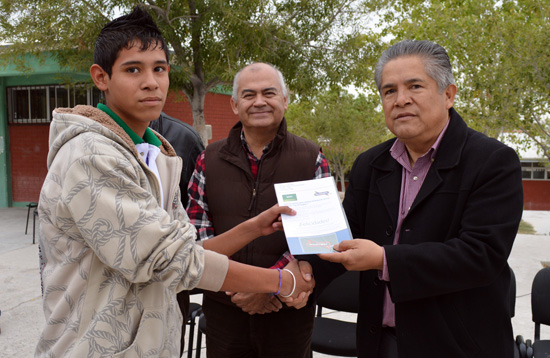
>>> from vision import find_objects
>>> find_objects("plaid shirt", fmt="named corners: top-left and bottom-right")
top-left (187, 130), bottom-right (331, 268)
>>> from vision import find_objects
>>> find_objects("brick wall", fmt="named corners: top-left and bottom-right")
top-left (162, 91), bottom-right (238, 144)
top-left (161, 92), bottom-right (193, 126)
top-left (523, 180), bottom-right (550, 210)
top-left (9, 124), bottom-right (50, 202)
top-left (9, 92), bottom-right (238, 204)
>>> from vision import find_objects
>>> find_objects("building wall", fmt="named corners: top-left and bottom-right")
top-left (8, 92), bottom-right (237, 205)
top-left (0, 60), bottom-right (90, 206)
top-left (523, 180), bottom-right (550, 211)
top-left (162, 91), bottom-right (238, 143)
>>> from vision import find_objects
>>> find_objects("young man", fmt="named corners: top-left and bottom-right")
top-left (36, 8), bottom-right (309, 358)
top-left (316, 40), bottom-right (523, 357)
top-left (187, 62), bottom-right (330, 357)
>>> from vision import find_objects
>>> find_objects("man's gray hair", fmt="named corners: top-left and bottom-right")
top-left (374, 40), bottom-right (455, 94)
top-left (232, 63), bottom-right (288, 101)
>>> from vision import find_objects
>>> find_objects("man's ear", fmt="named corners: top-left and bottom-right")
top-left (90, 64), bottom-right (109, 92)
top-left (444, 83), bottom-right (457, 109)
top-left (230, 96), bottom-right (239, 115)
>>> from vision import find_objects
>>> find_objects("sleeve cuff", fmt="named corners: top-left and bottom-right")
top-left (379, 247), bottom-right (390, 281)
top-left (196, 250), bottom-right (229, 292)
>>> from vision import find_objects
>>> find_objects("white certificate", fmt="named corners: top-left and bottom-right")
top-left (274, 176), bottom-right (352, 255)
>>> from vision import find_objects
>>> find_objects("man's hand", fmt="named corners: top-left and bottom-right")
top-left (203, 205), bottom-right (295, 257)
top-left (252, 204), bottom-right (296, 237)
top-left (318, 239), bottom-right (384, 271)
top-left (226, 292), bottom-right (282, 315)
top-left (278, 259), bottom-right (315, 309)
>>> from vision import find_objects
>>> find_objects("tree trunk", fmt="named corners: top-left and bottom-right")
top-left (332, 161), bottom-right (345, 192)
top-left (188, 82), bottom-right (209, 147)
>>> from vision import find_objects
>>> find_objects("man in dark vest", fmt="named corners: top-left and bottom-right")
top-left (187, 62), bottom-right (330, 357)
top-left (149, 112), bottom-right (204, 356)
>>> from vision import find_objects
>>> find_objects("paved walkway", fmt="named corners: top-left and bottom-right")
top-left (0, 207), bottom-right (549, 357)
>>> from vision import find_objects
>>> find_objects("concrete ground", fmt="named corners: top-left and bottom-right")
top-left (0, 207), bottom-right (549, 357)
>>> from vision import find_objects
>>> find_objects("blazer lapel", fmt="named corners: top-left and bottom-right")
top-left (411, 108), bottom-right (468, 211)
top-left (412, 163), bottom-right (443, 211)
top-left (372, 146), bottom-right (402, 225)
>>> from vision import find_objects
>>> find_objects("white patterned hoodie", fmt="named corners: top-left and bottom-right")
top-left (36, 105), bottom-right (228, 357)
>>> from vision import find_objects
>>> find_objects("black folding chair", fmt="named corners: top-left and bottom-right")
top-left (186, 288), bottom-right (203, 358)
top-left (531, 267), bottom-right (550, 358)
top-left (25, 202), bottom-right (38, 244)
top-left (311, 270), bottom-right (360, 356)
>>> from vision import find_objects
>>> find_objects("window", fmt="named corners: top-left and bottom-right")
top-left (7, 85), bottom-right (101, 124)
top-left (521, 161), bottom-right (550, 180)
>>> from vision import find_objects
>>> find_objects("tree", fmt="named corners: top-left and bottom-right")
top-left (366, 0), bottom-right (550, 160)
top-left (285, 88), bottom-right (389, 189)
top-left (0, 0), bottom-right (376, 145)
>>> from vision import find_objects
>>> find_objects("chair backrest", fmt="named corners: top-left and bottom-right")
top-left (531, 267), bottom-right (550, 341)
top-left (317, 270), bottom-right (360, 314)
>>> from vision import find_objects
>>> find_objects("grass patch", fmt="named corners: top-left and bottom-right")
top-left (518, 220), bottom-right (536, 235)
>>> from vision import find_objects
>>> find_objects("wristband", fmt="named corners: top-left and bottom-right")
top-left (273, 268), bottom-right (282, 296)
top-left (280, 268), bottom-right (296, 298)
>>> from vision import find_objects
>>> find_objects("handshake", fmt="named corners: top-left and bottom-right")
top-left (227, 259), bottom-right (314, 315)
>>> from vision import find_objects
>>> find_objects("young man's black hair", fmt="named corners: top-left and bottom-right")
top-left (93, 6), bottom-right (169, 77)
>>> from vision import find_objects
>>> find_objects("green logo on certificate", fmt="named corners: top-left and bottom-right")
top-left (282, 194), bottom-right (297, 202)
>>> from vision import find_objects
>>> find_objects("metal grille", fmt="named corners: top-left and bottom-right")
top-left (7, 85), bottom-right (100, 124)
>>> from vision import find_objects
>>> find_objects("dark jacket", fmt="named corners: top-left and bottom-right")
top-left (314, 108), bottom-right (523, 358)
top-left (150, 112), bottom-right (204, 208)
